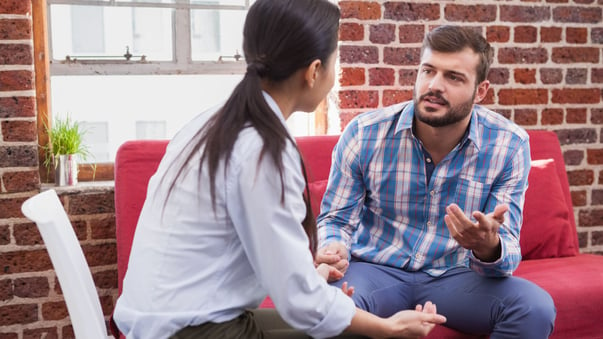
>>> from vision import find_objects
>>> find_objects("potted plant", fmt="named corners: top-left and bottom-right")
top-left (43, 115), bottom-right (92, 186)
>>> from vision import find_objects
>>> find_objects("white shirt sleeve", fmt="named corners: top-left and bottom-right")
top-left (225, 137), bottom-right (356, 338)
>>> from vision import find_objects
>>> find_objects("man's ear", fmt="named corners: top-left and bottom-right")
top-left (304, 59), bottom-right (322, 88)
top-left (474, 80), bottom-right (490, 103)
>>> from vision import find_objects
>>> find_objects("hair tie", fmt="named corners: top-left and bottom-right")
top-left (246, 62), bottom-right (269, 77)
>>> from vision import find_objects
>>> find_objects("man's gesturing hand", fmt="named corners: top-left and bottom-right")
top-left (315, 242), bottom-right (349, 282)
top-left (444, 203), bottom-right (508, 262)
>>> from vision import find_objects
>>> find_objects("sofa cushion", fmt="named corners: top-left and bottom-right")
top-left (521, 159), bottom-right (573, 259)
top-left (308, 180), bottom-right (328, 219)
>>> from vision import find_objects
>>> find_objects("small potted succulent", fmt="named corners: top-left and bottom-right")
top-left (43, 115), bottom-right (92, 186)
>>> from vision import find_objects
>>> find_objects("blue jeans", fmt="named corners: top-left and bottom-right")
top-left (331, 260), bottom-right (556, 339)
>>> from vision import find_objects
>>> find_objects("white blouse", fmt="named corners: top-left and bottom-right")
top-left (114, 93), bottom-right (355, 339)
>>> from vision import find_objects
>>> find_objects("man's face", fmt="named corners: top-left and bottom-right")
top-left (413, 47), bottom-right (488, 128)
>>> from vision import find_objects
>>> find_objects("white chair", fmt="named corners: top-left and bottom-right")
top-left (21, 189), bottom-right (114, 339)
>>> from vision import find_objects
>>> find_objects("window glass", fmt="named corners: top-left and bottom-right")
top-left (190, 9), bottom-right (246, 61)
top-left (50, 4), bottom-right (173, 61)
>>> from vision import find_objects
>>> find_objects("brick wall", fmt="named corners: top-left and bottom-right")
top-left (0, 1), bottom-right (118, 337)
top-left (0, 0), bottom-right (602, 336)
top-left (337, 0), bottom-right (603, 253)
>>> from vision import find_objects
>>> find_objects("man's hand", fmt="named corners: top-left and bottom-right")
top-left (315, 242), bottom-right (349, 282)
top-left (444, 203), bottom-right (508, 262)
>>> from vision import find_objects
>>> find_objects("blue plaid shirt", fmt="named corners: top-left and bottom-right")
top-left (317, 101), bottom-right (531, 277)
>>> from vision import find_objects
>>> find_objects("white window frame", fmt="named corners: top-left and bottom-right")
top-left (47, 0), bottom-right (250, 75)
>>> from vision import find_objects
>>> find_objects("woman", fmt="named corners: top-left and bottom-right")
top-left (113, 0), bottom-right (446, 338)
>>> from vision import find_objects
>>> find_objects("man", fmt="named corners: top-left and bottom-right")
top-left (315, 25), bottom-right (556, 337)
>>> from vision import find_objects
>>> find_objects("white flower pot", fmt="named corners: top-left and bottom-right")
top-left (55, 154), bottom-right (78, 186)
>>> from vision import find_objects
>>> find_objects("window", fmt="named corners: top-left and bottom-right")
top-left (38, 0), bottom-right (327, 182)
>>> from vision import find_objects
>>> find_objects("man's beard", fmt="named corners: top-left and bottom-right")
top-left (413, 88), bottom-right (476, 127)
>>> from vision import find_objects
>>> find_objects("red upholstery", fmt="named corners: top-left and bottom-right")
top-left (114, 130), bottom-right (603, 338)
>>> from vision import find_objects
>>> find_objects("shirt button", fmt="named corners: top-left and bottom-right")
top-left (427, 221), bottom-right (432, 227)
top-left (415, 253), bottom-right (423, 260)
top-left (430, 190), bottom-right (435, 196)
top-left (426, 158), bottom-right (432, 163)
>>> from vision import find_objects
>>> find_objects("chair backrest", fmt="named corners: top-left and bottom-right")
top-left (21, 189), bottom-right (111, 339)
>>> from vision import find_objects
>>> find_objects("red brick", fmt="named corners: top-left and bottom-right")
top-left (339, 45), bottom-right (379, 64)
top-left (600, 169), bottom-right (603, 185)
top-left (0, 70), bottom-right (34, 91)
top-left (568, 169), bottom-right (594, 186)
top-left (0, 224), bottom-right (9, 245)
top-left (566, 68), bottom-right (587, 84)
top-left (593, 27), bottom-right (603, 43)
top-left (67, 192), bottom-right (115, 215)
top-left (100, 295), bottom-right (115, 315)
top-left (566, 27), bottom-right (587, 43)
top-left (339, 23), bottom-right (364, 41)
top-left (540, 68), bottom-right (563, 84)
top-left (368, 67), bottom-right (395, 86)
top-left (566, 108), bottom-right (587, 124)
top-left (398, 24), bottom-right (424, 43)
top-left (587, 149), bottom-right (603, 165)
top-left (0, 196), bottom-right (28, 219)
top-left (1, 120), bottom-right (36, 142)
top-left (0, 304), bottom-right (38, 326)
top-left (0, 43), bottom-right (32, 64)
top-left (592, 108), bottom-right (603, 124)
top-left (593, 189), bottom-right (603, 205)
top-left (552, 47), bottom-right (599, 63)
top-left (383, 47), bottom-right (421, 66)
top-left (0, 1), bottom-right (31, 15)
top-left (90, 217), bottom-right (116, 240)
top-left (0, 96), bottom-right (35, 118)
top-left (556, 128), bottom-right (597, 145)
top-left (498, 89), bottom-right (548, 105)
top-left (339, 111), bottom-right (362, 131)
top-left (82, 243), bottom-right (117, 266)
top-left (564, 149), bottom-right (584, 166)
top-left (339, 1), bottom-right (381, 20)
top-left (2, 170), bottom-right (39, 193)
top-left (514, 68), bottom-right (536, 84)
top-left (444, 4), bottom-right (496, 22)
top-left (500, 5), bottom-right (550, 22)
top-left (0, 19), bottom-right (31, 40)
top-left (487, 26), bottom-right (510, 42)
top-left (1, 249), bottom-right (53, 273)
top-left (552, 88), bottom-right (600, 104)
top-left (23, 327), bottom-right (58, 339)
top-left (514, 109), bottom-right (538, 126)
top-left (578, 208), bottom-right (603, 227)
top-left (514, 26), bottom-right (537, 43)
top-left (382, 90), bottom-right (413, 107)
top-left (546, 0), bottom-right (568, 2)
top-left (398, 69), bottom-right (417, 86)
top-left (592, 68), bottom-right (603, 83)
top-left (571, 190), bottom-right (587, 207)
top-left (488, 68), bottom-right (510, 84)
top-left (553, 6), bottom-right (602, 23)
top-left (340, 67), bottom-right (365, 86)
top-left (0, 279), bottom-right (12, 301)
top-left (0, 334), bottom-right (18, 339)
top-left (498, 48), bottom-right (548, 64)
top-left (574, 0), bottom-right (595, 3)
top-left (540, 26), bottom-right (562, 42)
top-left (384, 2), bottom-right (439, 21)
top-left (13, 222), bottom-right (43, 246)
top-left (13, 277), bottom-right (49, 298)
top-left (541, 108), bottom-right (564, 125)
top-left (92, 269), bottom-right (118, 289)
top-left (369, 24), bottom-right (395, 44)
top-left (41, 301), bottom-right (68, 321)
top-left (339, 90), bottom-right (379, 109)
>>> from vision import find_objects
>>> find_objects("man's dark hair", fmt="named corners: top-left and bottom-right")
top-left (421, 25), bottom-right (494, 84)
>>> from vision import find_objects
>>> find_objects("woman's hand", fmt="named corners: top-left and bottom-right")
top-left (315, 242), bottom-right (349, 281)
top-left (315, 263), bottom-right (354, 297)
top-left (383, 301), bottom-right (447, 338)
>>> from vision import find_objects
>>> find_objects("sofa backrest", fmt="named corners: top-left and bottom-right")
top-left (114, 130), bottom-right (578, 292)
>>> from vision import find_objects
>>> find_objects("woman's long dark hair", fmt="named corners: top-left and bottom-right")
top-left (164, 0), bottom-right (340, 255)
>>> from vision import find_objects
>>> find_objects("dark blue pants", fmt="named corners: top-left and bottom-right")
top-left (331, 261), bottom-right (556, 339)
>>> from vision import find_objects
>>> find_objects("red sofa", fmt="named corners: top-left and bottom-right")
top-left (114, 130), bottom-right (603, 338)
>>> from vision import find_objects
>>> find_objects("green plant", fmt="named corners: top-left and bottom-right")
top-left (43, 115), bottom-right (92, 168)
